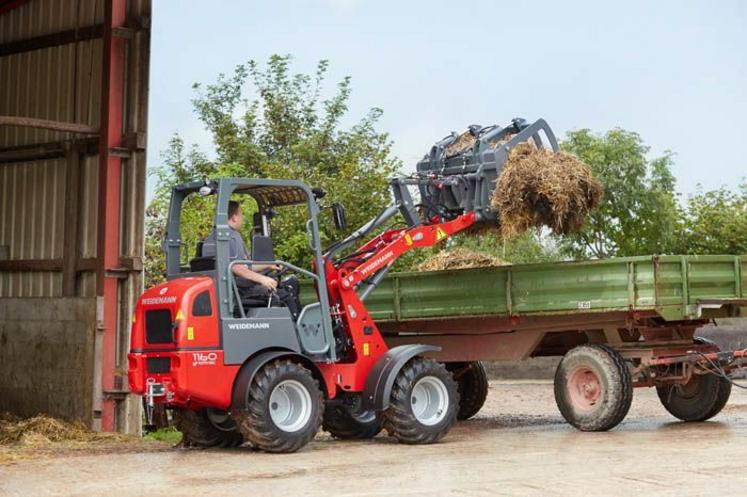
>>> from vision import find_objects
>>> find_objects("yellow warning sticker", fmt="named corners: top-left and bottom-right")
top-left (404, 233), bottom-right (413, 246)
top-left (363, 343), bottom-right (370, 356)
top-left (175, 309), bottom-right (183, 321)
top-left (187, 326), bottom-right (194, 341)
top-left (436, 227), bottom-right (447, 241)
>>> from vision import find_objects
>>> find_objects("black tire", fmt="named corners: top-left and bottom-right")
top-left (383, 358), bottom-right (459, 444)
top-left (447, 362), bottom-right (489, 420)
top-left (656, 337), bottom-right (732, 422)
top-left (323, 405), bottom-right (383, 439)
top-left (554, 344), bottom-right (633, 432)
top-left (174, 408), bottom-right (244, 448)
top-left (233, 359), bottom-right (323, 453)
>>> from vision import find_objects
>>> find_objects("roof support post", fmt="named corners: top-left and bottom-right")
top-left (95, 0), bottom-right (127, 432)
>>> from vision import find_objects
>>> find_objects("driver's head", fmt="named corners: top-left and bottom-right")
top-left (227, 200), bottom-right (243, 230)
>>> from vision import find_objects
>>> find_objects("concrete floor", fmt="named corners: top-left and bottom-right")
top-left (2, 380), bottom-right (747, 497)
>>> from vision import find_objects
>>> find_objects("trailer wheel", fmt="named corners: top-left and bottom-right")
top-left (656, 337), bottom-right (732, 422)
top-left (233, 359), bottom-right (323, 453)
top-left (383, 358), bottom-right (459, 444)
top-left (174, 408), bottom-right (244, 448)
top-left (323, 405), bottom-right (383, 439)
top-left (554, 344), bottom-right (632, 432)
top-left (447, 362), bottom-right (489, 420)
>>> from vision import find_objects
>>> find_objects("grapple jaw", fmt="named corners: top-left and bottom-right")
top-left (406, 117), bottom-right (559, 224)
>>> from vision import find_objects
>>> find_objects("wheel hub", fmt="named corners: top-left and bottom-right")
top-left (269, 380), bottom-right (312, 433)
top-left (568, 367), bottom-right (603, 412)
top-left (410, 376), bottom-right (449, 426)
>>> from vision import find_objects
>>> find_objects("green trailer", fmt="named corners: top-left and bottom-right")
top-left (302, 254), bottom-right (747, 430)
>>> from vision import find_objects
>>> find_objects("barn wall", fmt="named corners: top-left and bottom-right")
top-left (0, 297), bottom-right (96, 422)
top-left (0, 0), bottom-right (151, 433)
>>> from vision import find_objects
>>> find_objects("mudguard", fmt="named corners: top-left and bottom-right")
top-left (230, 349), bottom-right (326, 411)
top-left (362, 344), bottom-right (440, 412)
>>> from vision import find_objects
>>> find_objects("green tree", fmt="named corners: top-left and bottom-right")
top-left (559, 129), bottom-right (680, 259)
top-left (145, 55), bottom-right (400, 287)
top-left (675, 183), bottom-right (747, 255)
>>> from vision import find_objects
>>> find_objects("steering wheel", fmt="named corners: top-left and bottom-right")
top-left (263, 265), bottom-right (291, 280)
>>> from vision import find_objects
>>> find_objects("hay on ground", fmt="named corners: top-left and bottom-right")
top-left (415, 248), bottom-right (507, 272)
top-left (0, 412), bottom-right (129, 447)
top-left (492, 143), bottom-right (602, 237)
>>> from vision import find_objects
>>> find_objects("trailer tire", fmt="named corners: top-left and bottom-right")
top-left (233, 359), bottom-right (323, 453)
top-left (174, 408), bottom-right (244, 448)
top-left (656, 337), bottom-right (732, 422)
top-left (323, 405), bottom-right (383, 439)
top-left (383, 358), bottom-right (459, 444)
top-left (554, 344), bottom-right (632, 432)
top-left (447, 362), bottom-right (489, 420)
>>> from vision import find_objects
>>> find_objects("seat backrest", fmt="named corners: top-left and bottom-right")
top-left (189, 256), bottom-right (215, 272)
top-left (251, 235), bottom-right (275, 262)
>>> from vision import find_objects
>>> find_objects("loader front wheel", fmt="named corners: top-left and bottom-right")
top-left (323, 405), bottom-right (383, 439)
top-left (383, 358), bottom-right (459, 444)
top-left (174, 408), bottom-right (244, 448)
top-left (233, 359), bottom-right (323, 453)
top-left (554, 344), bottom-right (632, 432)
top-left (447, 361), bottom-right (489, 420)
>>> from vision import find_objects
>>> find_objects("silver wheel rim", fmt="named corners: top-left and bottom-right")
top-left (269, 380), bottom-right (312, 433)
top-left (411, 376), bottom-right (449, 426)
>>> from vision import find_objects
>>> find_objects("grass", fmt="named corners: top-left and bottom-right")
top-left (143, 427), bottom-right (182, 444)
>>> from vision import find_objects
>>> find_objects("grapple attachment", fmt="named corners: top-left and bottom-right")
top-left (411, 117), bottom-right (559, 223)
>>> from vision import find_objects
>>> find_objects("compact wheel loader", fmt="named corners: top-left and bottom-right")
top-left (128, 118), bottom-right (557, 452)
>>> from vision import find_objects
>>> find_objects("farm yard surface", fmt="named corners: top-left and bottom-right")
top-left (2, 380), bottom-right (747, 497)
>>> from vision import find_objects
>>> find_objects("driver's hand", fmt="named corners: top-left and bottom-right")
top-left (258, 275), bottom-right (278, 291)
top-left (271, 264), bottom-right (282, 272)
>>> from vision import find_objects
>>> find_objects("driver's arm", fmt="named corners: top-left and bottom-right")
top-left (232, 264), bottom-right (277, 290)
top-left (250, 262), bottom-right (281, 273)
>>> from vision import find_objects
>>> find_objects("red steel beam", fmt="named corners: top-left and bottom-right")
top-left (97, 0), bottom-right (127, 432)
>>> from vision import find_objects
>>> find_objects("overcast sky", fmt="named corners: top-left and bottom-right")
top-left (147, 0), bottom-right (746, 200)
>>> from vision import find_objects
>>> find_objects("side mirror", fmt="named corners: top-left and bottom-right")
top-left (331, 202), bottom-right (347, 231)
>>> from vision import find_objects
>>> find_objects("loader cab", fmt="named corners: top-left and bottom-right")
top-left (163, 178), bottom-right (337, 363)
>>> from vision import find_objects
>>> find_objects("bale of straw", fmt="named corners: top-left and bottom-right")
top-left (414, 248), bottom-right (506, 272)
top-left (491, 143), bottom-right (602, 237)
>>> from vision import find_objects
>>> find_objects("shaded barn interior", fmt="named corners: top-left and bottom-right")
top-left (0, 0), bottom-right (151, 433)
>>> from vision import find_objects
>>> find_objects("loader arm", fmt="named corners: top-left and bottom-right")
top-left (332, 211), bottom-right (477, 290)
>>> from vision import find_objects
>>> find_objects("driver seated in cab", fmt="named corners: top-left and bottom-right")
top-left (201, 201), bottom-right (301, 318)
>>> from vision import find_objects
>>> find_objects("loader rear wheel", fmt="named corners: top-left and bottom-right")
top-left (383, 358), bottom-right (459, 444)
top-left (174, 408), bottom-right (244, 448)
top-left (447, 361), bottom-right (489, 420)
top-left (233, 359), bottom-right (323, 453)
top-left (554, 344), bottom-right (632, 432)
top-left (323, 405), bottom-right (383, 439)
top-left (656, 337), bottom-right (732, 422)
